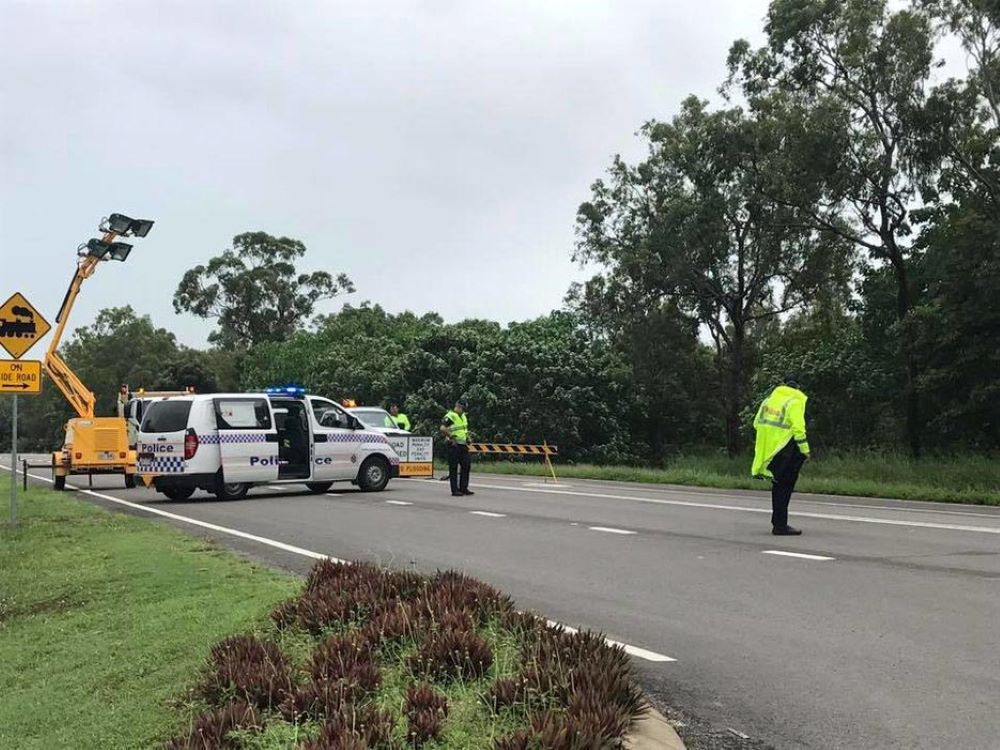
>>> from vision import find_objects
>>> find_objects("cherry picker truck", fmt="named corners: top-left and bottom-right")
top-left (47, 213), bottom-right (155, 490)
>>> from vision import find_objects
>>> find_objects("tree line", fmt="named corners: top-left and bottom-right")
top-left (2, 0), bottom-right (997, 461)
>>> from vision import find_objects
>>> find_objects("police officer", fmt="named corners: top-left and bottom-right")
top-left (389, 404), bottom-right (411, 431)
top-left (751, 376), bottom-right (810, 535)
top-left (441, 399), bottom-right (473, 497)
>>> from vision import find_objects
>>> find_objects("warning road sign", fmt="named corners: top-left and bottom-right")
top-left (0, 360), bottom-right (42, 395)
top-left (0, 292), bottom-right (51, 359)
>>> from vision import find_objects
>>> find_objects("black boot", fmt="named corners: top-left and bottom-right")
top-left (772, 526), bottom-right (802, 536)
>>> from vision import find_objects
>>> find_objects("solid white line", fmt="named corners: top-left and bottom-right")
top-left (473, 482), bottom-right (1000, 535)
top-left (469, 511), bottom-right (506, 518)
top-left (523, 482), bottom-right (572, 489)
top-left (588, 526), bottom-right (637, 535)
top-left (545, 620), bottom-right (676, 663)
top-left (2, 465), bottom-right (336, 562)
top-left (5, 464), bottom-right (673, 664)
top-left (385, 500), bottom-right (413, 506)
top-left (762, 550), bottom-right (835, 561)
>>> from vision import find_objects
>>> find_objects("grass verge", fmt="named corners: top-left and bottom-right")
top-left (0, 486), bottom-right (297, 749)
top-left (471, 452), bottom-right (1000, 506)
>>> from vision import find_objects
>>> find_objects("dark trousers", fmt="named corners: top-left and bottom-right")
top-left (768, 441), bottom-right (806, 528)
top-left (447, 443), bottom-right (471, 494)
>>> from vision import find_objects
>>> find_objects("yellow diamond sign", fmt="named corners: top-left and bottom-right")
top-left (0, 292), bottom-right (51, 359)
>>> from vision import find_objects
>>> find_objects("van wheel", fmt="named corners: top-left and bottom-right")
top-left (162, 487), bottom-right (195, 501)
top-left (54, 475), bottom-right (66, 491)
top-left (306, 482), bottom-right (334, 494)
top-left (358, 457), bottom-right (390, 492)
top-left (124, 474), bottom-right (136, 489)
top-left (215, 480), bottom-right (249, 501)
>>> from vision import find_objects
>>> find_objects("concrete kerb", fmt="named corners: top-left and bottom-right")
top-left (5, 461), bottom-right (688, 748)
top-left (627, 706), bottom-right (687, 750)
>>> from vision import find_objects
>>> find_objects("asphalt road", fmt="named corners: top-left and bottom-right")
top-left (7, 461), bottom-right (1000, 749)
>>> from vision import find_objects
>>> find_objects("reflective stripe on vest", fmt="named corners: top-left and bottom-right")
top-left (756, 397), bottom-right (793, 429)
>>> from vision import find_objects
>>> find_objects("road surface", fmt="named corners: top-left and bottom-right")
top-left (7, 462), bottom-right (999, 749)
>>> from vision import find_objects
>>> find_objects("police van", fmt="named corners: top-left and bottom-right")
top-left (136, 388), bottom-right (400, 500)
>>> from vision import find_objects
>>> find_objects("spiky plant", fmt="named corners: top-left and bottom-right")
top-left (409, 628), bottom-right (494, 681)
top-left (197, 635), bottom-right (295, 710)
top-left (164, 700), bottom-right (259, 749)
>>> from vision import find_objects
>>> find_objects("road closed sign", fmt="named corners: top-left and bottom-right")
top-left (0, 359), bottom-right (42, 395)
top-left (389, 435), bottom-right (434, 477)
top-left (0, 292), bottom-right (51, 359)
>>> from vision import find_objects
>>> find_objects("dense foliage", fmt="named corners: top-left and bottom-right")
top-left (3, 0), bottom-right (997, 461)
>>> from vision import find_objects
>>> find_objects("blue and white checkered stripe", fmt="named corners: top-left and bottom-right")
top-left (200, 433), bottom-right (268, 444)
top-left (138, 455), bottom-right (185, 474)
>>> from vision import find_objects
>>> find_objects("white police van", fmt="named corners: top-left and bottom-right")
top-left (136, 388), bottom-right (400, 500)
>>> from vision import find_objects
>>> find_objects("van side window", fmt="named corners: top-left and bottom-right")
top-left (215, 398), bottom-right (272, 430)
top-left (310, 398), bottom-right (346, 428)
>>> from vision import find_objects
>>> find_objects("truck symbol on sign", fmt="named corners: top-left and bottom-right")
top-left (0, 306), bottom-right (36, 338)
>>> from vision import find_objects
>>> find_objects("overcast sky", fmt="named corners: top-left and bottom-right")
top-left (1, 0), bottom-right (770, 347)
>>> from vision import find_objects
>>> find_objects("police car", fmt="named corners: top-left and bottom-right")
top-left (347, 406), bottom-right (411, 436)
top-left (136, 388), bottom-right (400, 500)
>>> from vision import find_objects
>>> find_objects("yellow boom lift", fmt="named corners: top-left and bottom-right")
top-left (48, 213), bottom-right (155, 490)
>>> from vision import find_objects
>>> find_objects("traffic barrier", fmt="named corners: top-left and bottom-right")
top-left (467, 442), bottom-right (559, 482)
top-left (467, 443), bottom-right (558, 456)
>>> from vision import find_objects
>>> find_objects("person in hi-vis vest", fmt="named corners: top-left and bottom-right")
top-left (752, 376), bottom-right (811, 535)
top-left (440, 399), bottom-right (473, 497)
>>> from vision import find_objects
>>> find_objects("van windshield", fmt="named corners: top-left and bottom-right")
top-left (141, 401), bottom-right (192, 433)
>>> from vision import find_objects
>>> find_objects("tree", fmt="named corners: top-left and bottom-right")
top-left (574, 97), bottom-right (850, 454)
top-left (727, 0), bottom-right (938, 456)
top-left (62, 306), bottom-right (181, 416)
top-left (173, 232), bottom-right (354, 349)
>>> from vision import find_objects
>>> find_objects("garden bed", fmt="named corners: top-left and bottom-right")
top-left (168, 559), bottom-right (647, 749)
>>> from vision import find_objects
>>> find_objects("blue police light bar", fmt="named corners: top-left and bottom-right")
top-left (265, 386), bottom-right (306, 396)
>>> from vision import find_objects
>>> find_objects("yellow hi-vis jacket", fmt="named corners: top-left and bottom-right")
top-left (751, 385), bottom-right (810, 478)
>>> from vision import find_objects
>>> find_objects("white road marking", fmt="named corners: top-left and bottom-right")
top-left (385, 500), bottom-right (412, 506)
top-left (482, 475), bottom-right (1000, 519)
top-left (589, 526), bottom-right (637, 535)
top-left (469, 510), bottom-right (506, 518)
top-left (762, 550), bottom-right (835, 561)
top-left (545, 620), bottom-right (676, 663)
top-left (2, 466), bottom-right (336, 561)
top-left (4, 464), bottom-right (674, 664)
top-left (473, 482), bottom-right (1000, 535)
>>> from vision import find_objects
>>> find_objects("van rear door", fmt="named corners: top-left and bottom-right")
top-left (213, 396), bottom-right (279, 484)
top-left (137, 400), bottom-right (192, 474)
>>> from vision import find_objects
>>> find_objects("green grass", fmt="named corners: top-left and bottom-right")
top-left (0, 486), bottom-right (298, 750)
top-left (472, 452), bottom-right (1000, 506)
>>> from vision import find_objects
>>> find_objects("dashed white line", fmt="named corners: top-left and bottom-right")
top-left (385, 500), bottom-right (413, 506)
top-left (470, 511), bottom-right (506, 518)
top-left (588, 526), bottom-right (637, 535)
top-left (473, 482), bottom-right (1000, 535)
top-left (762, 550), bottom-right (835, 561)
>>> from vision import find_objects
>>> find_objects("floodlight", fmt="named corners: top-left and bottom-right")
top-left (85, 238), bottom-right (111, 259)
top-left (106, 214), bottom-right (133, 234)
top-left (104, 213), bottom-right (156, 237)
top-left (108, 242), bottom-right (133, 261)
top-left (130, 218), bottom-right (154, 237)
